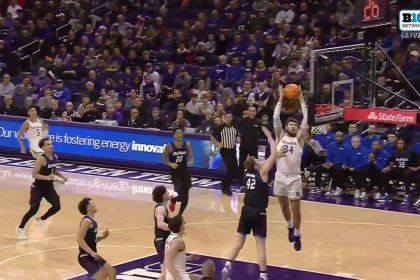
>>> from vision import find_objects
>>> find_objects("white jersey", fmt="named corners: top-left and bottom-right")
top-left (26, 118), bottom-right (43, 153)
top-left (165, 233), bottom-right (188, 280)
top-left (276, 134), bottom-right (303, 175)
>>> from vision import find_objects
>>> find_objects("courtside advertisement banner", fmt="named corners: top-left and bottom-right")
top-left (0, 116), bottom-right (219, 170)
top-left (344, 107), bottom-right (418, 124)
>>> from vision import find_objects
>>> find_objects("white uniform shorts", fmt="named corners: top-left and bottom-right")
top-left (273, 173), bottom-right (302, 200)
top-left (29, 142), bottom-right (43, 158)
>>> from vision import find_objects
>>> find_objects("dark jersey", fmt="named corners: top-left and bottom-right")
top-left (168, 141), bottom-right (189, 175)
top-left (390, 150), bottom-right (415, 170)
top-left (154, 203), bottom-right (170, 239)
top-left (243, 170), bottom-right (269, 210)
top-left (34, 154), bottom-right (58, 188)
top-left (79, 216), bottom-right (98, 254)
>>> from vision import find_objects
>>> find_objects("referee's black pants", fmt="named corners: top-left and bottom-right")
top-left (239, 145), bottom-right (258, 184)
top-left (220, 148), bottom-right (238, 191)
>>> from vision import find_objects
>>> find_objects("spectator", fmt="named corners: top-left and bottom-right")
top-left (212, 55), bottom-right (230, 81)
top-left (368, 140), bottom-right (391, 201)
top-left (125, 107), bottom-right (143, 128)
top-left (62, 102), bottom-right (81, 122)
top-left (232, 93), bottom-right (248, 119)
top-left (200, 109), bottom-right (215, 134)
top-left (37, 87), bottom-right (54, 111)
top-left (0, 73), bottom-right (15, 97)
top-left (275, 2), bottom-right (295, 24)
top-left (52, 79), bottom-right (72, 105)
top-left (192, 67), bottom-right (211, 90)
top-left (84, 81), bottom-right (99, 103)
top-left (19, 96), bottom-right (40, 117)
top-left (254, 81), bottom-right (270, 106)
top-left (144, 63), bottom-right (161, 85)
top-left (80, 103), bottom-right (101, 123)
top-left (174, 68), bottom-right (192, 89)
top-left (42, 99), bottom-right (62, 120)
top-left (102, 102), bottom-right (124, 126)
top-left (0, 95), bottom-right (19, 115)
top-left (199, 94), bottom-right (215, 115)
top-left (140, 74), bottom-right (161, 106)
top-left (13, 76), bottom-right (32, 98)
top-left (7, 0), bottom-right (22, 19)
top-left (215, 82), bottom-right (235, 104)
top-left (343, 136), bottom-right (369, 199)
top-left (226, 56), bottom-right (245, 82)
top-left (146, 107), bottom-right (167, 130)
top-left (124, 89), bottom-right (139, 109)
top-left (403, 51), bottom-right (420, 83)
top-left (171, 109), bottom-right (191, 131)
top-left (362, 125), bottom-right (382, 150)
top-left (77, 95), bottom-right (91, 116)
top-left (185, 93), bottom-right (201, 127)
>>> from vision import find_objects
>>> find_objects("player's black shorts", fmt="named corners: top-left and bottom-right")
top-left (237, 205), bottom-right (267, 238)
top-left (78, 253), bottom-right (107, 276)
top-left (171, 171), bottom-right (192, 202)
top-left (154, 237), bottom-right (166, 263)
top-left (29, 184), bottom-right (60, 206)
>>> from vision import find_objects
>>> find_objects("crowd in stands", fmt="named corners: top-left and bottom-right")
top-left (0, 0), bottom-right (418, 202)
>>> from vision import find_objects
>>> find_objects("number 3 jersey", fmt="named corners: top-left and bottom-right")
top-left (244, 171), bottom-right (269, 210)
top-left (276, 134), bottom-right (303, 176)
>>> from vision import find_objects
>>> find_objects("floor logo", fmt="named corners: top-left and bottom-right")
top-left (400, 10), bottom-right (420, 31)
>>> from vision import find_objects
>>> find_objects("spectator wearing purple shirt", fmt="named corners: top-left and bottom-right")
top-left (254, 60), bottom-right (270, 82)
top-left (212, 55), bottom-right (230, 81)
top-left (226, 34), bottom-right (246, 56)
top-left (32, 67), bottom-right (52, 95)
top-left (55, 44), bottom-right (72, 67)
top-left (254, 81), bottom-right (270, 106)
top-left (103, 102), bottom-right (124, 126)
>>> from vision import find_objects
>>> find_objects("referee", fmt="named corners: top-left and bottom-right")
top-left (212, 112), bottom-right (238, 196)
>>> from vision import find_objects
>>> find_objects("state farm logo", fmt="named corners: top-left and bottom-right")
top-left (367, 112), bottom-right (378, 120)
top-left (366, 111), bottom-right (415, 123)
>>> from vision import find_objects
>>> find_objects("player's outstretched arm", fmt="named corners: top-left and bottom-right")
top-left (187, 142), bottom-right (194, 167)
top-left (260, 127), bottom-right (277, 179)
top-left (273, 85), bottom-right (284, 140)
top-left (297, 86), bottom-right (309, 146)
top-left (17, 121), bottom-right (29, 153)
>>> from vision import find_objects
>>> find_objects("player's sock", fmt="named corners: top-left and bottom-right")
top-left (259, 271), bottom-right (267, 280)
top-left (287, 220), bottom-right (293, 228)
top-left (225, 260), bottom-right (232, 268)
top-left (294, 228), bottom-right (301, 237)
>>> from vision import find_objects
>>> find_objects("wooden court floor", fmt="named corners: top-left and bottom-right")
top-left (0, 164), bottom-right (419, 280)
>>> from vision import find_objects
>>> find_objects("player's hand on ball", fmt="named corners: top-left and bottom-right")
top-left (170, 163), bottom-right (178, 169)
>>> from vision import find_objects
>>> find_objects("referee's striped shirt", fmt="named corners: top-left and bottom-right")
top-left (212, 124), bottom-right (237, 149)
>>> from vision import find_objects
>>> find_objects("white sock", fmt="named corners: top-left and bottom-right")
top-left (294, 228), bottom-right (301, 236)
top-left (225, 260), bottom-right (232, 268)
top-left (259, 272), bottom-right (267, 280)
top-left (287, 220), bottom-right (293, 228)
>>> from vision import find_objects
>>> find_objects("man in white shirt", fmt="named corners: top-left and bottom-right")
top-left (7, 0), bottom-right (22, 19)
top-left (275, 2), bottom-right (295, 24)
top-left (0, 73), bottom-right (15, 97)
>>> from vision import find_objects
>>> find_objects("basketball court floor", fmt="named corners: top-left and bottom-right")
top-left (0, 159), bottom-right (419, 280)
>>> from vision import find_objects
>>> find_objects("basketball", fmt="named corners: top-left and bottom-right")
top-left (283, 84), bottom-right (300, 99)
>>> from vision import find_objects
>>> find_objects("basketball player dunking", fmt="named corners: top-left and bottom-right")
top-left (16, 137), bottom-right (68, 240)
top-left (161, 128), bottom-right (194, 215)
top-left (222, 127), bottom-right (283, 280)
top-left (273, 86), bottom-right (308, 251)
top-left (153, 185), bottom-right (171, 280)
top-left (17, 106), bottom-right (49, 158)
top-left (77, 197), bottom-right (116, 280)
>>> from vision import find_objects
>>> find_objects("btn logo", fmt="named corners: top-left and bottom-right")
top-left (400, 10), bottom-right (420, 31)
